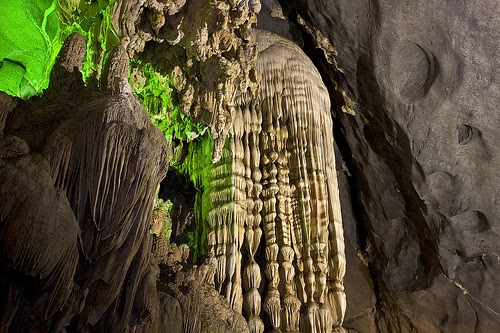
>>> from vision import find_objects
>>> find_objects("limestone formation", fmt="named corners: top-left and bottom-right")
top-left (186, 29), bottom-right (346, 332)
top-left (255, 30), bottom-right (346, 331)
top-left (390, 41), bottom-right (436, 103)
top-left (266, 0), bottom-right (500, 331)
top-left (1, 0), bottom-right (498, 332)
top-left (1, 2), bottom-right (348, 331)
top-left (0, 33), bottom-right (170, 332)
top-left (2, 29), bottom-right (252, 332)
top-left (111, 0), bottom-right (261, 161)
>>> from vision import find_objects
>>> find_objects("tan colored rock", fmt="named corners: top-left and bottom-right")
top-left (190, 29), bottom-right (346, 332)
top-left (101, 45), bottom-right (130, 92)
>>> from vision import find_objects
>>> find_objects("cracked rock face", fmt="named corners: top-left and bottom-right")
top-left (260, 0), bottom-right (500, 332)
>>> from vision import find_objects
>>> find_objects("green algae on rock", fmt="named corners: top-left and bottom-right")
top-left (0, 0), bottom-right (60, 97)
top-left (0, 0), bottom-right (120, 98)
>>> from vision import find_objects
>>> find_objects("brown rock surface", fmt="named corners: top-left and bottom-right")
top-left (0, 29), bottom-right (253, 332)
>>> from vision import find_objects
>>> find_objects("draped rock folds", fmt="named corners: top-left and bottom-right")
top-left (0, 26), bottom-right (346, 332)
top-left (256, 30), bottom-right (346, 332)
top-left (0, 33), bottom-right (170, 331)
top-left (194, 29), bottom-right (346, 332)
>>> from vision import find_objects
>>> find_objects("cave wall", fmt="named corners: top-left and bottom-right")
top-left (258, 0), bottom-right (500, 331)
top-left (0, 29), bottom-right (251, 332)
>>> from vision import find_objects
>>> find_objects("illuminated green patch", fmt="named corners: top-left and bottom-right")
top-left (0, 0), bottom-right (59, 97)
top-left (176, 134), bottom-right (216, 260)
top-left (0, 0), bottom-right (119, 97)
top-left (129, 60), bottom-right (225, 263)
top-left (129, 59), bottom-right (207, 144)
top-left (174, 134), bottom-right (233, 262)
top-left (60, 0), bottom-right (120, 83)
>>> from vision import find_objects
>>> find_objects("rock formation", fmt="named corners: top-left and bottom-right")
top-left (0, 30), bottom-right (247, 332)
top-left (0, 32), bottom-right (170, 331)
top-left (1, 25), bottom-right (347, 333)
top-left (251, 29), bottom-right (345, 332)
top-left (157, 28), bottom-right (347, 332)
top-left (187, 29), bottom-right (346, 332)
top-left (110, 0), bottom-right (261, 161)
top-left (1, 0), bottom-right (499, 332)
top-left (260, 0), bottom-right (500, 332)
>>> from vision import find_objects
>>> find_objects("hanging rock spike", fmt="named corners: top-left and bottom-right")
top-left (185, 29), bottom-right (345, 332)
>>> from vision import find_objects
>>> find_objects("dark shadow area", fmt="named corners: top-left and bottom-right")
top-left (158, 168), bottom-right (197, 245)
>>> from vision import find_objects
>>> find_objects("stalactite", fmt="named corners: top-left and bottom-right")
top-left (1, 12), bottom-right (345, 329)
top-left (239, 29), bottom-right (346, 331)
top-left (226, 104), bottom-right (248, 313)
top-left (179, 28), bottom-right (345, 332)
top-left (254, 29), bottom-right (346, 332)
top-left (261, 97), bottom-right (282, 331)
top-left (276, 121), bottom-right (301, 333)
top-left (240, 94), bottom-right (265, 333)
top-left (206, 146), bottom-right (231, 292)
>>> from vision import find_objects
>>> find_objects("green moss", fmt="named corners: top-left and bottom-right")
top-left (0, 0), bottom-right (119, 98)
top-left (129, 59), bottom-right (207, 144)
top-left (0, 0), bottom-right (59, 97)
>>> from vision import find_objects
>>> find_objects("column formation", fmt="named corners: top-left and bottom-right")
top-left (242, 101), bottom-right (264, 333)
top-left (261, 109), bottom-right (281, 331)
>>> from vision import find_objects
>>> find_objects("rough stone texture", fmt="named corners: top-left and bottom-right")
top-left (0, 33), bottom-right (170, 332)
top-left (157, 171), bottom-right (196, 243)
top-left (2, 1), bottom-right (499, 332)
top-left (261, 0), bottom-right (500, 331)
top-left (256, 0), bottom-right (304, 47)
top-left (153, 255), bottom-right (249, 333)
top-left (171, 28), bottom-right (347, 332)
top-left (112, 0), bottom-right (261, 161)
top-left (0, 33), bottom-right (245, 332)
top-left (157, 292), bottom-right (183, 333)
top-left (342, 241), bottom-right (376, 332)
